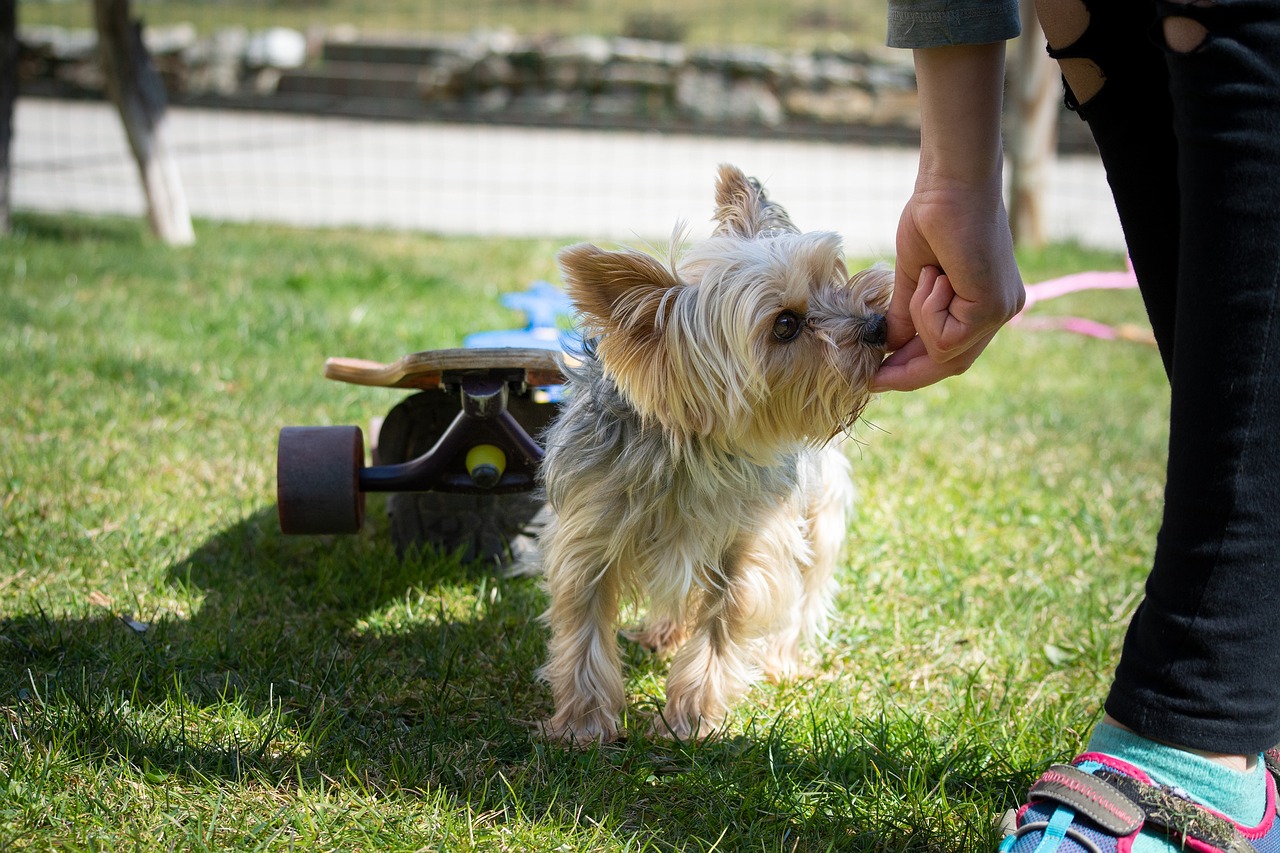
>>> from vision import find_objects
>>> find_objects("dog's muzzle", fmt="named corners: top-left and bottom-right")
top-left (862, 313), bottom-right (888, 347)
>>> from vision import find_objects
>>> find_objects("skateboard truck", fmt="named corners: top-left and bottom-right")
top-left (276, 348), bottom-right (561, 536)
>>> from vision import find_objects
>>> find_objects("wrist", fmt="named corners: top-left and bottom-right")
top-left (913, 42), bottom-right (1008, 189)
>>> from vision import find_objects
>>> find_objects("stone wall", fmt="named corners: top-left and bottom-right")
top-left (18, 23), bottom-right (923, 141)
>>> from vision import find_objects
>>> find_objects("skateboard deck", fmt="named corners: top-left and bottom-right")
top-left (323, 347), bottom-right (566, 390)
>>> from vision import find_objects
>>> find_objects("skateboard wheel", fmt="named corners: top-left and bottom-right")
top-left (277, 425), bottom-right (366, 534)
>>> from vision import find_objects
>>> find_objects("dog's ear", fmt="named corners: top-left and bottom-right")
top-left (557, 243), bottom-right (681, 337)
top-left (712, 164), bottom-right (797, 238)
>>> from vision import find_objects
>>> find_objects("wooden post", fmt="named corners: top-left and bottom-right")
top-left (93, 0), bottom-right (194, 245)
top-left (0, 0), bottom-right (16, 236)
top-left (1007, 0), bottom-right (1059, 249)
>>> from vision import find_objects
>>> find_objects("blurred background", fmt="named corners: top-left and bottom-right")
top-left (7, 0), bottom-right (1123, 254)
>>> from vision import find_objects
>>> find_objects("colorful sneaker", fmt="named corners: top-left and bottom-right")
top-left (999, 748), bottom-right (1280, 853)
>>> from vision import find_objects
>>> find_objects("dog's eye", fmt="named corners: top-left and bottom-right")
top-left (772, 310), bottom-right (804, 342)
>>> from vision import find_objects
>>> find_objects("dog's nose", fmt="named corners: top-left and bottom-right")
top-left (862, 313), bottom-right (888, 347)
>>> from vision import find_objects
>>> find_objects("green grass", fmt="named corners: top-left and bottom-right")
top-left (0, 213), bottom-right (1163, 851)
top-left (19, 0), bottom-right (893, 54)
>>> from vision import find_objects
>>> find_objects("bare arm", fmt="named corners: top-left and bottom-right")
top-left (872, 42), bottom-right (1025, 393)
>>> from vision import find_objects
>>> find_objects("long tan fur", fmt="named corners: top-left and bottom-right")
top-left (536, 164), bottom-right (890, 743)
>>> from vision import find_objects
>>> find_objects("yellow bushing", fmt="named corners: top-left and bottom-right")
top-left (466, 444), bottom-right (507, 489)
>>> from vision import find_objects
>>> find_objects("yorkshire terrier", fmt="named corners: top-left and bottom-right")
top-left (536, 164), bottom-right (891, 743)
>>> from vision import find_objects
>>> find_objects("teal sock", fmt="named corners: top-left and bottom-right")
top-left (1086, 722), bottom-right (1268, 853)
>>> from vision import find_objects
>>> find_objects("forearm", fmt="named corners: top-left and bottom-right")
top-left (876, 9), bottom-right (1022, 391)
top-left (913, 42), bottom-right (1008, 191)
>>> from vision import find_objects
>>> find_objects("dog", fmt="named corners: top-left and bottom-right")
top-left (535, 164), bottom-right (891, 743)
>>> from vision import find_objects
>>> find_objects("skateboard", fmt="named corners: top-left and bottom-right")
top-left (277, 347), bottom-right (565, 565)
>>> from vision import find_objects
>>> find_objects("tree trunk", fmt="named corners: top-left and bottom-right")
top-left (93, 0), bottom-right (194, 245)
top-left (0, 0), bottom-right (17, 236)
top-left (1008, 0), bottom-right (1060, 249)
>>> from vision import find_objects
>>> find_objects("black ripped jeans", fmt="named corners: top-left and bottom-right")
top-left (1038, 0), bottom-right (1280, 754)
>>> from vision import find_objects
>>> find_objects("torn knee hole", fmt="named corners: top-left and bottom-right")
top-left (1035, 0), bottom-right (1107, 108)
top-left (1036, 0), bottom-right (1090, 49)
top-left (1059, 58), bottom-right (1106, 107)
top-left (1163, 15), bottom-right (1209, 52)
top-left (1158, 0), bottom-right (1214, 53)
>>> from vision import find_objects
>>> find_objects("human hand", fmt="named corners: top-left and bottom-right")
top-left (871, 42), bottom-right (1025, 393)
top-left (872, 186), bottom-right (1024, 392)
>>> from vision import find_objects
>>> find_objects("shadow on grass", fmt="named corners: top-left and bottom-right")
top-left (1, 502), bottom-right (1037, 850)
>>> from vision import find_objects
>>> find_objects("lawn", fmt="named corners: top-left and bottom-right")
top-left (19, 0), bottom-right (893, 54)
top-left (0, 213), bottom-right (1164, 851)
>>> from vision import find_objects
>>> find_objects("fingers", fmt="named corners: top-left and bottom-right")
top-left (910, 263), bottom-right (1021, 357)
top-left (873, 263), bottom-right (1002, 393)
top-left (884, 262), bottom-right (922, 352)
top-left (913, 267), bottom-right (970, 361)
top-left (885, 264), bottom-right (957, 354)
top-left (912, 265), bottom-right (952, 351)
top-left (892, 264), bottom-right (966, 364)
top-left (871, 329), bottom-right (997, 393)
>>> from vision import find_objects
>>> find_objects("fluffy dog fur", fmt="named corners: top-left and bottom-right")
top-left (536, 164), bottom-right (891, 743)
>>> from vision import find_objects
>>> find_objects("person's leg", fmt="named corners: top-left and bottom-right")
top-left (1003, 0), bottom-right (1280, 848)
top-left (1037, 0), bottom-right (1181, 374)
top-left (1038, 0), bottom-right (1280, 763)
top-left (1104, 0), bottom-right (1280, 757)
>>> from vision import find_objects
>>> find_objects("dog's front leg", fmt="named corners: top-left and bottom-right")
top-left (763, 452), bottom-right (851, 681)
top-left (657, 606), bottom-right (755, 742)
top-left (657, 520), bottom-right (805, 740)
top-left (539, 544), bottom-right (626, 744)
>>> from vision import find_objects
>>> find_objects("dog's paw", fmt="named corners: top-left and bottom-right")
top-left (541, 711), bottom-right (621, 747)
top-left (622, 619), bottom-right (688, 656)
top-left (646, 711), bottom-right (718, 743)
top-left (760, 652), bottom-right (814, 684)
